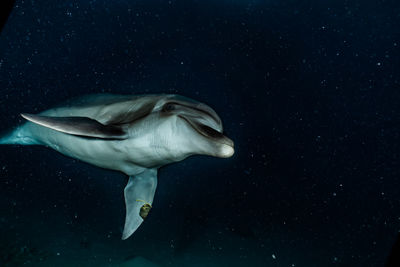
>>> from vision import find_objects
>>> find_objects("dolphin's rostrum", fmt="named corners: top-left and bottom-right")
top-left (0, 94), bottom-right (234, 239)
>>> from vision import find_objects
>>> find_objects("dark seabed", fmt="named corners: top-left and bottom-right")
top-left (0, 0), bottom-right (400, 266)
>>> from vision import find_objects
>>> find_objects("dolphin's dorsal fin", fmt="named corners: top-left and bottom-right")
top-left (21, 113), bottom-right (127, 139)
top-left (122, 169), bottom-right (158, 240)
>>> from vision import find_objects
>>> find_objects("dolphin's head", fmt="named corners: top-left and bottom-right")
top-left (148, 95), bottom-right (234, 161)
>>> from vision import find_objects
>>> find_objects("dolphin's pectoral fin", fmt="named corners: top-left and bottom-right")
top-left (122, 168), bottom-right (158, 240)
top-left (21, 113), bottom-right (127, 139)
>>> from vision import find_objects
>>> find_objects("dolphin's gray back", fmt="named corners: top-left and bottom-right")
top-left (51, 94), bottom-right (136, 109)
top-left (38, 94), bottom-right (167, 127)
top-left (0, 94), bottom-right (132, 144)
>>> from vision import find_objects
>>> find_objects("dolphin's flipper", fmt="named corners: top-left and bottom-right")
top-left (21, 113), bottom-right (127, 139)
top-left (122, 168), bottom-right (158, 240)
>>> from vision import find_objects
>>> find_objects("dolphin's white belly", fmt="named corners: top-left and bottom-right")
top-left (22, 122), bottom-right (146, 175)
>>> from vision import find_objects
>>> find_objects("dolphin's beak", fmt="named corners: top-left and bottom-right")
top-left (198, 124), bottom-right (234, 148)
top-left (179, 116), bottom-right (235, 158)
top-left (196, 124), bottom-right (234, 158)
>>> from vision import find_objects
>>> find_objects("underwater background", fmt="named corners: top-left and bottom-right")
top-left (0, 0), bottom-right (400, 266)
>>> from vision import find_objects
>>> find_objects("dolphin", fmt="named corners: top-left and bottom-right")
top-left (0, 94), bottom-right (234, 239)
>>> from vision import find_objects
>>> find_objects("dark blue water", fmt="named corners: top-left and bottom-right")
top-left (0, 0), bottom-right (399, 266)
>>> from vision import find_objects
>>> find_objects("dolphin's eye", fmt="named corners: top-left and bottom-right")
top-left (163, 103), bottom-right (175, 112)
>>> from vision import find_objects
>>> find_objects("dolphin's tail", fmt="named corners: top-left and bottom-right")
top-left (0, 127), bottom-right (22, 145)
top-left (0, 125), bottom-right (37, 145)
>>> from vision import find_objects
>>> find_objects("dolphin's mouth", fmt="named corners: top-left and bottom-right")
top-left (197, 124), bottom-right (234, 147)
top-left (179, 115), bottom-right (234, 148)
